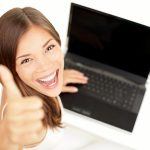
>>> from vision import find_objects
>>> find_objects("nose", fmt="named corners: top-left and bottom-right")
top-left (36, 55), bottom-right (52, 72)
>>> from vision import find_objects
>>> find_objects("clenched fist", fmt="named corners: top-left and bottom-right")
top-left (0, 65), bottom-right (45, 149)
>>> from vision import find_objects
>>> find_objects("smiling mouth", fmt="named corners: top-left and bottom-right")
top-left (36, 69), bottom-right (59, 88)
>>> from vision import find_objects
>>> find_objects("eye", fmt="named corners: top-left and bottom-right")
top-left (46, 44), bottom-right (55, 52)
top-left (21, 58), bottom-right (32, 64)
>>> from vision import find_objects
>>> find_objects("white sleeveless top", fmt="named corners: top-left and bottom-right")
top-left (0, 84), bottom-right (65, 150)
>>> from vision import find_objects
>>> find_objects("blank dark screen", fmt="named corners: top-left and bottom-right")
top-left (68, 4), bottom-right (150, 78)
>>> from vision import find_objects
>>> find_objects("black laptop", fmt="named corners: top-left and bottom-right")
top-left (60, 3), bottom-right (150, 132)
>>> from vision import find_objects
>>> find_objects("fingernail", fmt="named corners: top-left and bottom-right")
top-left (84, 77), bottom-right (89, 80)
top-left (82, 80), bottom-right (88, 84)
top-left (73, 87), bottom-right (78, 92)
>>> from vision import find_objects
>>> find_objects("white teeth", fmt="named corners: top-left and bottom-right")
top-left (38, 72), bottom-right (56, 82)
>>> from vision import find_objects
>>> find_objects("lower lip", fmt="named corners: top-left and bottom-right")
top-left (36, 70), bottom-right (59, 89)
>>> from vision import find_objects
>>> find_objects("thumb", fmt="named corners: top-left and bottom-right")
top-left (0, 65), bottom-right (22, 99)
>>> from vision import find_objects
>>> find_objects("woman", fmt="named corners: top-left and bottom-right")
top-left (0, 7), bottom-right (88, 150)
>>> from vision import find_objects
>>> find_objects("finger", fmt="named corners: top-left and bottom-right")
top-left (65, 77), bottom-right (88, 85)
top-left (7, 108), bottom-right (44, 123)
top-left (21, 129), bottom-right (44, 146)
top-left (7, 96), bottom-right (43, 115)
top-left (10, 120), bottom-right (43, 136)
top-left (62, 86), bottom-right (78, 93)
top-left (67, 75), bottom-right (88, 81)
top-left (63, 75), bottom-right (88, 85)
top-left (64, 69), bottom-right (88, 76)
top-left (0, 65), bottom-right (22, 99)
top-left (65, 69), bottom-right (85, 76)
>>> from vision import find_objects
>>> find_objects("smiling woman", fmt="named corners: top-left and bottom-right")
top-left (0, 7), bottom-right (64, 150)
top-left (15, 25), bottom-right (64, 97)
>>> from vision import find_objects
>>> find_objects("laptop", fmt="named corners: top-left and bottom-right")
top-left (60, 3), bottom-right (150, 132)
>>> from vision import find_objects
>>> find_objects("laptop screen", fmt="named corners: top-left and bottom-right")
top-left (67, 3), bottom-right (150, 78)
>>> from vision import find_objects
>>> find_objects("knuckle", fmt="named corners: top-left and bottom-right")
top-left (66, 78), bottom-right (71, 83)
top-left (30, 121), bottom-right (43, 133)
top-left (8, 101), bottom-right (21, 112)
top-left (32, 109), bottom-right (44, 120)
top-left (39, 109), bottom-right (45, 118)
top-left (70, 69), bottom-right (76, 73)
top-left (32, 96), bottom-right (43, 106)
top-left (37, 121), bottom-right (43, 129)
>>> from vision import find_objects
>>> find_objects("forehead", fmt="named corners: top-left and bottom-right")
top-left (16, 25), bottom-right (54, 56)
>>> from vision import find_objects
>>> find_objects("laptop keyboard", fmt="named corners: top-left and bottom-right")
top-left (65, 61), bottom-right (140, 111)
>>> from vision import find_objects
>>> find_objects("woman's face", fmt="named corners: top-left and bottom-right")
top-left (16, 25), bottom-right (64, 97)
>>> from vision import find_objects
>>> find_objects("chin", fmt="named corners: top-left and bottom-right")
top-left (43, 86), bottom-right (62, 97)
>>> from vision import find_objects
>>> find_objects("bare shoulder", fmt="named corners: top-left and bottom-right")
top-left (0, 88), bottom-right (6, 118)
top-left (57, 96), bottom-right (63, 109)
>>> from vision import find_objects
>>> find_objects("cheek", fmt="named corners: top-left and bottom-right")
top-left (57, 51), bottom-right (64, 74)
top-left (16, 67), bottom-right (33, 85)
top-left (50, 49), bottom-right (64, 71)
top-left (52, 50), bottom-right (64, 85)
top-left (51, 49), bottom-right (62, 61)
top-left (59, 53), bottom-right (64, 86)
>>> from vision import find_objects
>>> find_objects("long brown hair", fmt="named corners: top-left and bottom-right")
top-left (0, 7), bottom-right (62, 129)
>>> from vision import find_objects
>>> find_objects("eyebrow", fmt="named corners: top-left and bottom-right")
top-left (42, 39), bottom-right (52, 48)
top-left (16, 39), bottom-right (53, 60)
top-left (16, 54), bottom-right (31, 60)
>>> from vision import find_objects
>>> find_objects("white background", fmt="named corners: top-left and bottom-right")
top-left (1, 0), bottom-right (150, 53)
top-left (0, 0), bottom-right (150, 149)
